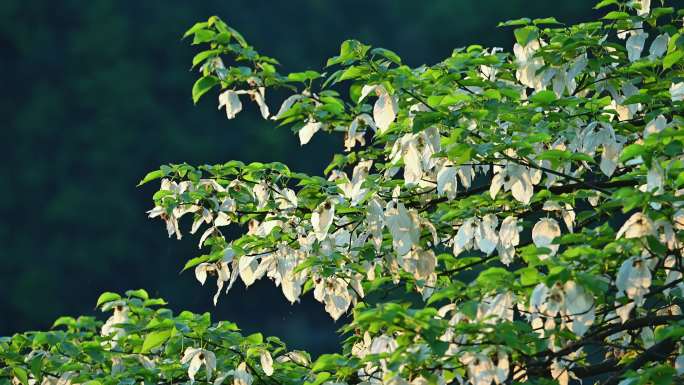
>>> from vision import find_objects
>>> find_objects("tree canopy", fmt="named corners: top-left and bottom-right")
top-left (2, 0), bottom-right (684, 384)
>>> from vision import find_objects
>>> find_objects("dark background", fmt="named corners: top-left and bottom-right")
top-left (0, 0), bottom-right (597, 356)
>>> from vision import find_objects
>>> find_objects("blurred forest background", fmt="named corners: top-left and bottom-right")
top-left (0, 0), bottom-right (597, 355)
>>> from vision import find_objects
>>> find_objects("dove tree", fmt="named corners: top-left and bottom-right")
top-left (2, 0), bottom-right (684, 385)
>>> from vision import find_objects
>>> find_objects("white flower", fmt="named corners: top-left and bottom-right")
top-left (218, 88), bottom-right (269, 120)
top-left (475, 214), bottom-right (499, 255)
top-left (637, 0), bottom-right (651, 16)
top-left (649, 33), bottom-right (669, 59)
top-left (643, 114), bottom-right (666, 137)
top-left (497, 216), bottom-right (521, 265)
top-left (345, 114), bottom-right (375, 151)
top-left (615, 212), bottom-right (654, 239)
top-left (311, 201), bottom-right (336, 241)
top-left (385, 201), bottom-right (420, 256)
top-left (218, 90), bottom-right (243, 119)
top-left (564, 281), bottom-right (595, 336)
top-left (626, 30), bottom-right (648, 62)
top-left (532, 218), bottom-right (561, 259)
top-left (260, 351), bottom-right (274, 376)
top-left (542, 201), bottom-right (575, 232)
top-left (299, 119), bottom-right (323, 145)
top-left (400, 247), bottom-right (437, 281)
top-left (195, 257), bottom-right (232, 305)
top-left (274, 187), bottom-right (298, 210)
top-left (181, 347), bottom-right (216, 383)
top-left (233, 362), bottom-right (254, 385)
top-left (359, 84), bottom-right (398, 133)
top-left (336, 160), bottom-right (372, 206)
top-left (313, 276), bottom-right (353, 320)
top-left (513, 40), bottom-right (546, 90)
top-left (101, 302), bottom-right (129, 344)
top-left (490, 162), bottom-right (534, 204)
top-left (671, 82), bottom-right (684, 102)
top-left (436, 161), bottom-right (458, 200)
top-left (529, 281), bottom-right (595, 336)
top-left (239, 255), bottom-right (261, 288)
top-left (616, 256), bottom-right (652, 305)
top-left (252, 181), bottom-right (270, 210)
top-left (453, 217), bottom-right (478, 256)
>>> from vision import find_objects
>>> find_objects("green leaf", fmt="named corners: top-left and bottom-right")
top-left (141, 328), bottom-right (173, 353)
top-left (192, 76), bottom-right (219, 104)
top-left (52, 316), bottom-right (76, 329)
top-left (513, 26), bottom-right (539, 46)
top-left (183, 21), bottom-right (209, 39)
top-left (305, 372), bottom-right (331, 385)
top-left (602, 11), bottom-right (630, 20)
top-left (371, 47), bottom-right (401, 64)
top-left (138, 169), bottom-right (165, 186)
top-left (594, 0), bottom-right (618, 9)
top-left (619, 144), bottom-right (646, 162)
top-left (126, 289), bottom-right (149, 300)
top-left (498, 18), bottom-right (531, 27)
top-left (533, 17), bottom-right (562, 25)
top-left (338, 66), bottom-right (367, 81)
top-left (518, 267), bottom-right (541, 286)
top-left (96, 292), bottom-right (121, 308)
top-left (529, 90), bottom-right (557, 105)
top-left (663, 50), bottom-right (683, 70)
top-left (13, 367), bottom-right (29, 385)
top-left (192, 49), bottom-right (220, 68)
top-left (287, 70), bottom-right (321, 83)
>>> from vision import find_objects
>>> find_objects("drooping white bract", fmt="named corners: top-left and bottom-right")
top-left (490, 160), bottom-right (534, 204)
top-left (453, 217), bottom-right (478, 256)
top-left (643, 114), bottom-right (667, 137)
top-left (218, 90), bottom-right (242, 119)
top-left (298, 119), bottom-right (323, 145)
top-left (626, 29), bottom-right (648, 62)
top-left (580, 121), bottom-right (622, 177)
top-left (385, 200), bottom-right (420, 256)
top-left (648, 33), bottom-right (669, 59)
top-left (477, 291), bottom-right (515, 324)
top-left (671, 82), bottom-right (684, 102)
top-left (252, 181), bottom-right (270, 210)
top-left (475, 214), bottom-right (499, 256)
top-left (233, 362), bottom-right (254, 385)
top-left (513, 39), bottom-right (545, 91)
top-left (180, 347), bottom-right (216, 383)
top-left (260, 350), bottom-right (274, 376)
top-left (399, 247), bottom-right (437, 281)
top-left (335, 160), bottom-right (372, 206)
top-left (313, 275), bottom-right (353, 320)
top-left (459, 350), bottom-right (509, 385)
top-left (564, 281), bottom-right (596, 336)
top-left (311, 200), bottom-right (336, 241)
top-left (195, 257), bottom-right (232, 305)
top-left (542, 201), bottom-right (575, 233)
top-left (637, 0), bottom-right (651, 16)
top-left (532, 218), bottom-right (561, 259)
top-left (529, 281), bottom-right (595, 336)
top-left (218, 87), bottom-right (269, 120)
top-left (359, 84), bottom-right (398, 133)
top-left (345, 114), bottom-right (376, 151)
top-left (616, 255), bottom-right (652, 305)
top-left (101, 302), bottom-right (129, 345)
top-left (274, 187), bottom-right (298, 211)
top-left (497, 216), bottom-right (521, 265)
top-left (615, 212), bottom-right (654, 239)
top-left (436, 160), bottom-right (458, 200)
